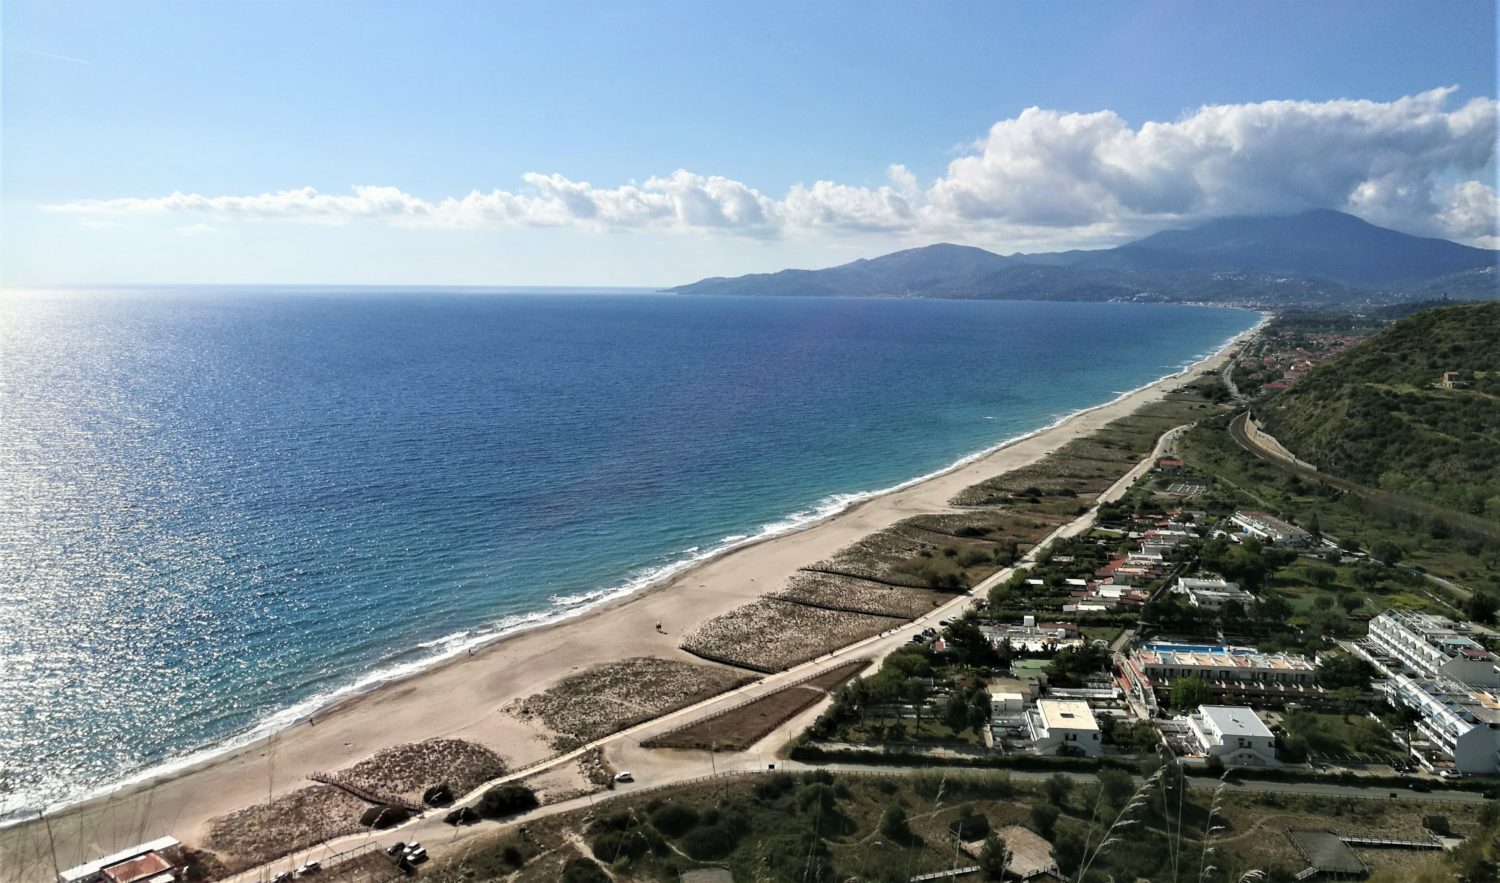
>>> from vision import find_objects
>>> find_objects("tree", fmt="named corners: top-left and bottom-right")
top-left (944, 619), bottom-right (1001, 667)
top-left (1030, 802), bottom-right (1060, 838)
top-left (1044, 772), bottom-right (1073, 808)
top-left (1054, 830), bottom-right (1086, 876)
top-left (1170, 676), bottom-right (1213, 711)
top-left (880, 805), bottom-right (913, 844)
top-left (1317, 652), bottom-right (1376, 690)
top-left (978, 834), bottom-right (1011, 880)
top-left (1463, 590), bottom-right (1499, 625)
top-left (1308, 565), bottom-right (1337, 590)
top-left (1370, 541), bottom-right (1404, 566)
top-left (1097, 768), bottom-right (1134, 808)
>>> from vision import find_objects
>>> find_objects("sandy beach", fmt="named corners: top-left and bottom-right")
top-left (0, 323), bottom-right (1255, 881)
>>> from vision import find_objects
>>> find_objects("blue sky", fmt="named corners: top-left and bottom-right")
top-left (3, 0), bottom-right (1496, 285)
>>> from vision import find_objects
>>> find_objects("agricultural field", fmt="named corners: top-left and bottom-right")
top-left (644, 659), bottom-right (868, 752)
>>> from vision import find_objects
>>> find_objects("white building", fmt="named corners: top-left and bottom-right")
top-left (1378, 672), bottom-right (1500, 775)
top-left (59, 837), bottom-right (183, 883)
top-left (1130, 642), bottom-right (1318, 687)
top-left (1173, 577), bottom-right (1257, 610)
top-left (1183, 705), bottom-right (1278, 765)
top-left (1363, 610), bottom-right (1498, 687)
top-left (1228, 511), bottom-right (1311, 547)
top-left (1025, 699), bottom-right (1101, 757)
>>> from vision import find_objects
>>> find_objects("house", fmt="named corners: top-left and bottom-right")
top-left (1228, 511), bottom-right (1311, 547)
top-left (1438, 371), bottom-right (1471, 390)
top-left (1156, 457), bottom-right (1185, 473)
top-left (1182, 705), bottom-right (1278, 765)
top-left (1025, 699), bottom-right (1102, 756)
top-left (58, 837), bottom-right (184, 883)
top-left (1173, 577), bottom-right (1256, 610)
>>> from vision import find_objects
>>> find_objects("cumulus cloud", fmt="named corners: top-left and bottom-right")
top-left (46, 88), bottom-right (1499, 247)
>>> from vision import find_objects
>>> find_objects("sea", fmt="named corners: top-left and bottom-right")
top-left (0, 288), bottom-right (1258, 817)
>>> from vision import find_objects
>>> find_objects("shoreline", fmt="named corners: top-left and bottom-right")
top-left (0, 315), bottom-right (1260, 876)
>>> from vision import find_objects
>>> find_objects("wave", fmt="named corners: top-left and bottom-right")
top-left (4, 309), bottom-right (1261, 824)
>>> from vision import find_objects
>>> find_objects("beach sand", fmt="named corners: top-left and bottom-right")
top-left (0, 326), bottom-right (1254, 881)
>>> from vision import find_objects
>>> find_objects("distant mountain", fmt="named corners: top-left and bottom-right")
top-left (668, 210), bottom-right (1498, 306)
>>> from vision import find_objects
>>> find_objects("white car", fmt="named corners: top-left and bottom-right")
top-left (404, 847), bottom-right (428, 864)
top-left (613, 771), bottom-right (634, 783)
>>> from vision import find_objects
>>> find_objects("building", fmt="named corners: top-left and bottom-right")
top-left (58, 837), bottom-right (183, 883)
top-left (1173, 577), bottom-right (1256, 610)
top-left (1125, 642), bottom-right (1320, 706)
top-left (1377, 672), bottom-right (1500, 775)
top-left (1182, 705), bottom-right (1278, 765)
top-left (1362, 610), bottom-right (1498, 687)
top-left (1025, 699), bottom-right (1102, 756)
top-left (983, 617), bottom-right (1082, 653)
top-left (1348, 611), bottom-right (1500, 774)
top-left (1228, 511), bottom-right (1311, 547)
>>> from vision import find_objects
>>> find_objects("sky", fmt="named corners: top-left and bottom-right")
top-left (2, 0), bottom-right (1496, 286)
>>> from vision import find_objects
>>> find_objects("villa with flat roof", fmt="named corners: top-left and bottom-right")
top-left (1025, 699), bottom-right (1101, 757)
top-left (1181, 705), bottom-right (1278, 765)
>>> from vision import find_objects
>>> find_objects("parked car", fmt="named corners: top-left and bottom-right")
top-left (404, 847), bottom-right (428, 864)
top-left (273, 873), bottom-right (293, 883)
top-left (385, 843), bottom-right (406, 857)
top-left (614, 771), bottom-right (634, 783)
top-left (296, 861), bottom-right (321, 876)
top-left (1408, 781), bottom-right (1431, 792)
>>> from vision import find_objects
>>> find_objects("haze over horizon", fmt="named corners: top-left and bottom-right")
top-left (3, 0), bottom-right (1496, 286)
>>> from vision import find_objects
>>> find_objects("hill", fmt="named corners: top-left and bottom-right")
top-left (1256, 302), bottom-right (1500, 518)
top-left (668, 210), bottom-right (1498, 306)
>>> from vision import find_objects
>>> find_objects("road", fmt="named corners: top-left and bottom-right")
top-left (214, 423), bottom-right (1214, 881)
top-left (1227, 411), bottom-right (1486, 604)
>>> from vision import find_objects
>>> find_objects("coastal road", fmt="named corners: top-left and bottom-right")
top-left (210, 421), bottom-right (1206, 883)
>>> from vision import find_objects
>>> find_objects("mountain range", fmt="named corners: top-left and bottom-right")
top-left (668, 210), bottom-right (1498, 306)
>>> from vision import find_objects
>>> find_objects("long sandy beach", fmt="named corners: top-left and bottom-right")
top-left (0, 325), bottom-right (1255, 881)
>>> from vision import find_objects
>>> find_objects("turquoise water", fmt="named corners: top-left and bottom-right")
top-left (0, 289), bottom-right (1257, 814)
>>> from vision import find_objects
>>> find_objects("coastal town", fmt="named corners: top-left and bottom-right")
top-left (21, 305), bottom-right (1500, 883)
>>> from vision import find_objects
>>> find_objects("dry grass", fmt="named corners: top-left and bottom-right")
top-left (774, 570), bottom-right (953, 618)
top-left (507, 657), bottom-right (750, 747)
top-left (204, 785), bottom-right (365, 871)
top-left (338, 738), bottom-right (505, 802)
top-left (681, 599), bottom-right (894, 672)
top-left (644, 659), bottom-right (868, 751)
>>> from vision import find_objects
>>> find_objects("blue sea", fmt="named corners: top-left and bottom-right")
top-left (0, 289), bottom-right (1257, 815)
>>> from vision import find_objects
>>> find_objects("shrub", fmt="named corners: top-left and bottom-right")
top-left (753, 773), bottom-right (795, 801)
top-left (500, 845), bottom-right (524, 868)
top-left (680, 823), bottom-right (740, 860)
top-left (649, 803), bottom-right (700, 837)
top-left (423, 783), bottom-right (453, 806)
top-left (359, 805), bottom-right (410, 829)
top-left (560, 858), bottom-right (611, 883)
top-left (443, 806), bottom-right (480, 826)
top-left (477, 784), bottom-right (538, 819)
top-left (590, 829), bottom-right (656, 863)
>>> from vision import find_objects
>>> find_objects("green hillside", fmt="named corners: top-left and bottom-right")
top-left (1257, 302), bottom-right (1500, 519)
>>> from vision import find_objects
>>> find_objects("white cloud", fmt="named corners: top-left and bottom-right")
top-left (45, 88), bottom-right (1499, 248)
